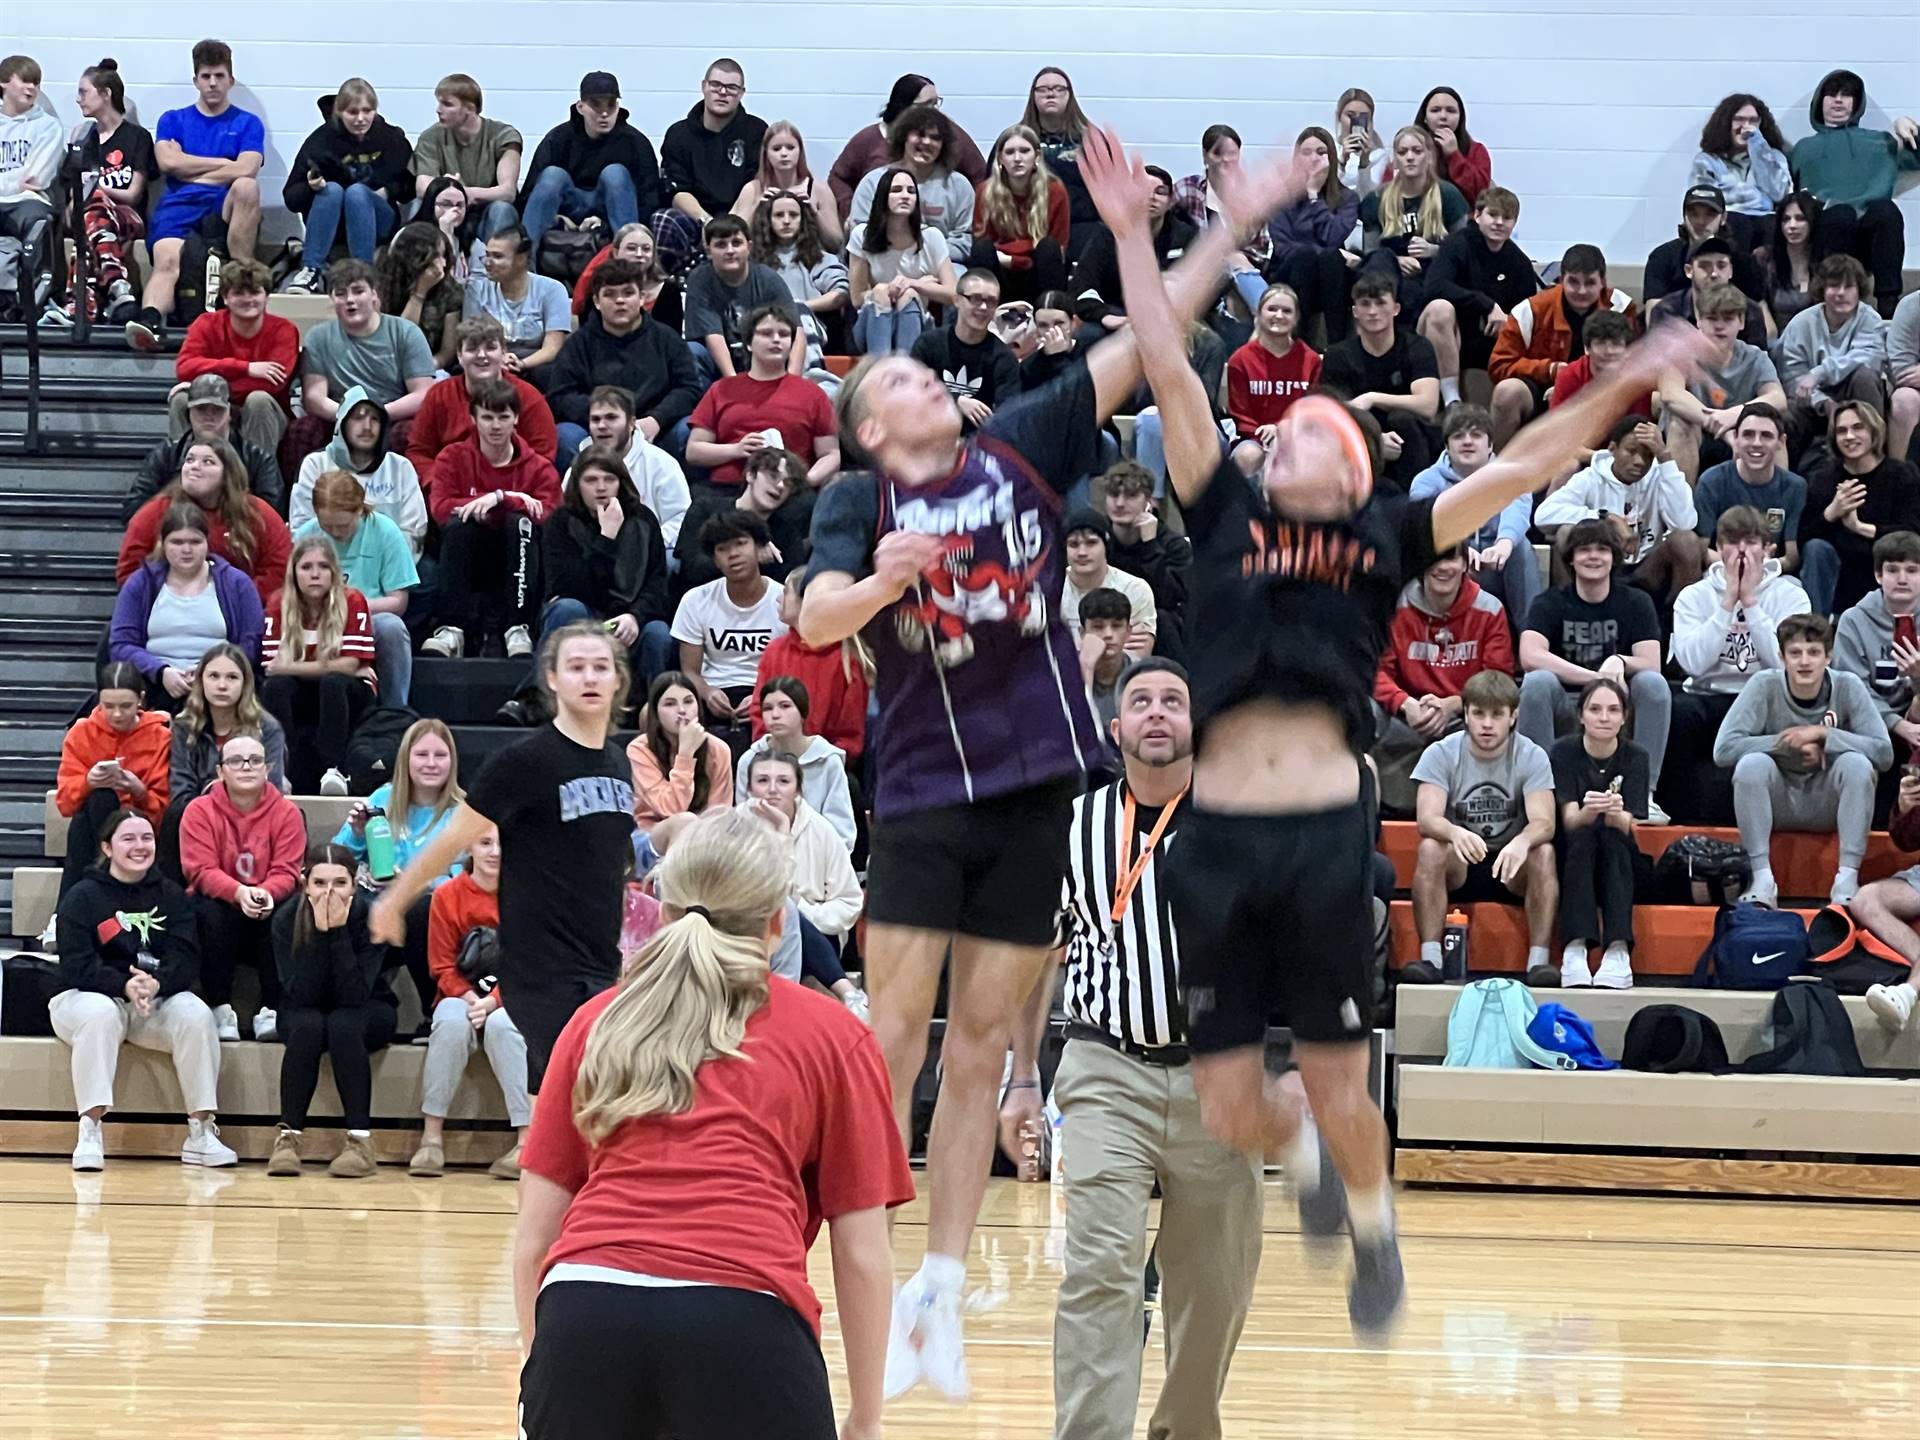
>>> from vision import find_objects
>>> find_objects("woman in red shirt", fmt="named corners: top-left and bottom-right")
top-left (259, 538), bottom-right (377, 795)
top-left (118, 438), bottom-right (292, 606)
top-left (515, 809), bottom-right (909, 1440)
top-left (1227, 283), bottom-right (1324, 475)
top-left (973, 123), bottom-right (1070, 303)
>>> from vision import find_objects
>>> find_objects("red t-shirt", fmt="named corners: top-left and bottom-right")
top-left (521, 978), bottom-right (915, 1335)
top-left (687, 374), bottom-right (836, 487)
top-left (1226, 339), bottom-right (1323, 438)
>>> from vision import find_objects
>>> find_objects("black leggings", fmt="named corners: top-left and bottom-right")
top-left (521, 1280), bottom-right (833, 1440)
top-left (378, 890), bottom-right (436, 1025)
top-left (260, 673), bottom-right (373, 794)
top-left (1275, 247), bottom-right (1354, 344)
top-left (157, 791), bottom-right (193, 885)
top-left (796, 912), bottom-right (848, 989)
top-left (59, 788), bottom-right (124, 897)
top-left (1558, 824), bottom-right (1640, 950)
top-left (278, 1002), bottom-right (398, 1130)
top-left (436, 513), bottom-right (540, 641)
top-left (1814, 198), bottom-right (1907, 308)
top-left (195, 899), bottom-right (280, 1008)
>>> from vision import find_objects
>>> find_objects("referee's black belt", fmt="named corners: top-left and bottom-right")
top-left (1065, 1022), bottom-right (1190, 1067)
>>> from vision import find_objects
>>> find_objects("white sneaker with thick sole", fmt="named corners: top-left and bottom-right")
top-left (181, 1117), bottom-right (238, 1167)
top-left (504, 624), bottom-right (533, 658)
top-left (883, 1283), bottom-right (923, 1399)
top-left (37, 915), bottom-right (57, 952)
top-left (1560, 944), bottom-right (1593, 987)
top-left (72, 1116), bottom-right (105, 1171)
top-left (1644, 799), bottom-right (1670, 825)
top-left (252, 1007), bottom-right (279, 1041)
top-left (319, 768), bottom-right (350, 797)
top-left (1830, 869), bottom-right (1861, 905)
top-left (1865, 982), bottom-right (1916, 1033)
top-left (897, 1274), bottom-right (970, 1402)
top-left (1739, 875), bottom-right (1778, 909)
top-left (212, 1004), bottom-right (241, 1041)
top-left (421, 626), bottom-right (465, 658)
top-left (841, 986), bottom-right (870, 1022)
top-left (1592, 948), bottom-right (1635, 989)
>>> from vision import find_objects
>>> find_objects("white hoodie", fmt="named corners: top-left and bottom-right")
top-left (0, 106), bottom-right (63, 205)
top-left (1670, 558), bottom-right (1811, 695)
top-left (618, 427), bottom-right (691, 550)
top-left (735, 733), bottom-right (856, 851)
top-left (1535, 452), bottom-right (1697, 564)
top-left (787, 801), bottom-right (864, 941)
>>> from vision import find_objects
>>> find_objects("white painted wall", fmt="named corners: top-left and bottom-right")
top-left (13, 0), bottom-right (1920, 264)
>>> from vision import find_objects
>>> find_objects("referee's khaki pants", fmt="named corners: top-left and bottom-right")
top-left (1052, 1038), bottom-right (1264, 1440)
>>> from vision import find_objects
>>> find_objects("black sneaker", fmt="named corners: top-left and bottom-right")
top-left (495, 696), bottom-right (539, 727)
top-left (1348, 1233), bottom-right (1406, 1336)
top-left (125, 306), bottom-right (164, 351)
top-left (1397, 960), bottom-right (1443, 985)
top-left (1296, 1129), bottom-right (1350, 1253)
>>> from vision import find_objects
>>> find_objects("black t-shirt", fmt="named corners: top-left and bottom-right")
top-left (1524, 584), bottom-right (1660, 669)
top-left (1182, 458), bottom-right (1439, 750)
top-left (1550, 734), bottom-right (1650, 820)
top-left (910, 325), bottom-right (1023, 430)
top-left (1320, 331), bottom-right (1439, 401)
top-left (465, 723), bottom-right (636, 991)
top-left (81, 120), bottom-right (159, 194)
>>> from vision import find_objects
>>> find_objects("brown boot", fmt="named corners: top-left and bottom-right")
top-left (266, 1128), bottom-right (303, 1177)
top-left (328, 1134), bottom-right (378, 1179)
top-left (488, 1142), bottom-right (522, 1181)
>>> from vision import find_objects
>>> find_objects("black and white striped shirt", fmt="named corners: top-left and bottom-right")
top-left (1060, 779), bottom-right (1187, 1048)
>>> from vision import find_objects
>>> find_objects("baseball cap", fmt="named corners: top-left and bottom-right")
top-left (1682, 184), bottom-right (1726, 213)
top-left (186, 374), bottom-right (231, 408)
top-left (579, 72), bottom-right (620, 102)
top-left (1687, 235), bottom-right (1734, 260)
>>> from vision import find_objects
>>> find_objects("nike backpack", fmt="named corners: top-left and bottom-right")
top-left (1737, 982), bottom-right (1864, 1077)
top-left (1443, 978), bottom-right (1578, 1070)
top-left (1525, 1003), bottom-right (1618, 1070)
top-left (1692, 903), bottom-right (1807, 989)
top-left (1804, 904), bottom-right (1911, 995)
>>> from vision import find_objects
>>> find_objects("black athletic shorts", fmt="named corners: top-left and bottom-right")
top-left (1453, 854), bottom-right (1518, 903)
top-left (865, 778), bottom-right (1078, 946)
top-left (1165, 799), bottom-right (1378, 1049)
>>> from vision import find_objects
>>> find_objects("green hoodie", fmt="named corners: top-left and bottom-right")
top-left (1789, 69), bottom-right (1920, 209)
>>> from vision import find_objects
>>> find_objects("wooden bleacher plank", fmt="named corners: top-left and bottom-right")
top-left (1394, 1148), bottom-right (1920, 1201)
top-left (0, 1119), bottom-right (513, 1166)
top-left (1385, 898), bottom-right (1789, 976)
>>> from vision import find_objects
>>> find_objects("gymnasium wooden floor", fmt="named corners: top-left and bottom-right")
top-left (0, 1158), bottom-right (1913, 1438)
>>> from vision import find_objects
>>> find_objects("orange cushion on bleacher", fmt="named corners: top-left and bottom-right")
top-left (823, 355), bottom-right (856, 378)
top-left (1385, 899), bottom-right (1818, 977)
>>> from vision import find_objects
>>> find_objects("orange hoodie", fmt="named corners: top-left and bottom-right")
top-left (56, 706), bottom-right (172, 823)
top-left (178, 781), bottom-right (307, 905)
top-left (1488, 284), bottom-right (1638, 387)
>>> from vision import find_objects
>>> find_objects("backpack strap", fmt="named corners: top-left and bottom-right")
top-left (1497, 982), bottom-right (1578, 1070)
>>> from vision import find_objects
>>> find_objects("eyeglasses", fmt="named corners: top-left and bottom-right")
top-left (958, 292), bottom-right (997, 306)
top-left (705, 80), bottom-right (745, 96)
top-left (222, 756), bottom-right (267, 770)
top-left (1032, 85), bottom-right (1070, 98)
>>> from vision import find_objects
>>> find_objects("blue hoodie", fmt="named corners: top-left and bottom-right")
top-left (1789, 69), bottom-right (1920, 209)
top-left (1409, 450), bottom-right (1531, 550)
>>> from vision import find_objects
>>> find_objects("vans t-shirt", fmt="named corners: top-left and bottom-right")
top-left (670, 576), bottom-right (787, 690)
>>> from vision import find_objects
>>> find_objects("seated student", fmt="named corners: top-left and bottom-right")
top-left (376, 223), bottom-right (465, 371)
top-left (180, 731), bottom-right (304, 1040)
top-left (1537, 417), bottom-right (1703, 609)
top-left (1227, 283), bottom-right (1324, 475)
top-left (1067, 164), bottom-right (1197, 329)
top-left (753, 191), bottom-right (848, 355)
top-left (1488, 245), bottom-right (1636, 447)
top-left (627, 670), bottom-right (734, 834)
top-left (292, 387), bottom-right (427, 554)
top-left (1517, 519), bottom-right (1671, 816)
top-left (1695, 402), bottom-right (1806, 570)
top-left (1069, 585), bottom-right (1135, 737)
top-left (582, 384), bottom-right (690, 548)
top-left (134, 375), bottom-right (284, 521)
top-left (56, 664), bottom-right (171, 899)
top-left (830, 73), bottom-right (988, 221)
top-left (686, 304), bottom-right (839, 488)
top-left (1373, 545), bottom-right (1514, 814)
top-left (1547, 311), bottom-right (1648, 418)
top-left (1061, 509), bottom-right (1156, 657)
top-left (1689, 95), bottom-right (1793, 253)
top-left (405, 318), bottom-right (558, 484)
top-left (1408, 404), bottom-right (1539, 622)
top-left (845, 104), bottom-right (976, 258)
top-left (1552, 676), bottom-right (1650, 989)
top-left (517, 71), bottom-right (664, 270)
top-left (1665, 506), bottom-right (1813, 823)
top-left (733, 675), bottom-right (856, 850)
top-left (1790, 69), bottom-right (1920, 318)
top-left (422, 176), bottom-right (487, 284)
top-left (1835, 532), bottom-right (1920, 763)
top-left (670, 514), bottom-right (789, 754)
top-left (910, 267), bottom-right (1023, 434)
top-left (1656, 281), bottom-right (1788, 483)
top-left (111, 505), bottom-right (265, 709)
top-left (0, 55), bottom-right (62, 318)
top-left (52, 805), bottom-right (236, 1171)
top-left (119, 441), bottom-right (291, 607)
top-left (1099, 461), bottom-right (1191, 643)
top-left (411, 73), bottom-right (523, 240)
top-left (462, 225), bottom-right (572, 381)
top-left (260, 538), bottom-right (377, 795)
top-left (1854, 769), bottom-right (1920, 1032)
top-left (294, 469), bottom-right (417, 705)
top-left (745, 571), bottom-right (870, 763)
top-left (1411, 671), bottom-right (1558, 975)
top-left (570, 221), bottom-right (684, 329)
top-left (172, 260), bottom-right (298, 457)
top-left (1642, 186), bottom-right (1765, 305)
top-left (1172, 122), bottom-right (1272, 313)
top-left (1321, 272), bottom-right (1441, 487)
top-left (1352, 125), bottom-right (1468, 318)
top-left (974, 123), bottom-right (1073, 305)
top-left (411, 821), bottom-right (529, 1178)
top-left (744, 749), bottom-right (863, 944)
top-left (1418, 185), bottom-right (1538, 407)
top-left (279, 77), bottom-right (413, 289)
top-left (1646, 236), bottom-right (1768, 349)
top-left (1266, 128), bottom-right (1360, 346)
top-left (1776, 254), bottom-right (1891, 462)
top-left (674, 447), bottom-right (809, 591)
top-left (1800, 400), bottom-right (1920, 618)
top-left (424, 377), bottom-right (564, 659)
top-left (60, 58), bottom-right (156, 327)
top-left (1889, 289), bottom-right (1920, 465)
top-left (847, 167), bottom-right (957, 356)
top-left (165, 643), bottom-right (285, 878)
top-left (1714, 613), bottom-right (1892, 905)
top-left (659, 59), bottom-right (769, 263)
top-left (1014, 288), bottom-right (1101, 398)
top-left (1764, 191), bottom-right (1823, 330)
top-left (730, 121), bottom-right (844, 254)
top-left (547, 258), bottom-right (702, 470)
top-left (1332, 88), bottom-right (1386, 203)
top-left (265, 843), bottom-right (398, 1180)
top-left (1404, 84), bottom-right (1494, 198)
top-left (123, 39), bottom-right (264, 349)
top-left (287, 261), bottom-right (437, 467)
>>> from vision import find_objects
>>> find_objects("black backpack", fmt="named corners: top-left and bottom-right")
top-left (1737, 982), bottom-right (1864, 1077)
top-left (455, 924), bottom-right (500, 997)
top-left (537, 227), bottom-right (603, 287)
top-left (344, 704), bottom-right (420, 796)
top-left (1621, 1004), bottom-right (1731, 1073)
top-left (0, 954), bottom-right (62, 1037)
top-left (171, 223), bottom-right (230, 325)
top-left (1804, 903), bottom-right (1912, 995)
top-left (1654, 834), bottom-right (1750, 905)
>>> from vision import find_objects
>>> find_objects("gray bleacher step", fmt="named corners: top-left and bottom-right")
top-left (0, 554), bottom-right (118, 585)
top-left (0, 526), bottom-right (124, 558)
top-left (0, 490), bottom-right (127, 523)
top-left (0, 454), bottom-right (136, 493)
top-left (1, 684), bottom-right (90, 717)
top-left (0, 396), bottom-right (170, 439)
top-left (0, 657), bottom-right (94, 685)
top-left (0, 753), bottom-right (61, 784)
top-left (0, 823), bottom-right (45, 860)
top-left (0, 615), bottom-right (110, 647)
top-left (0, 430), bottom-right (155, 464)
top-left (0, 723), bottom-right (66, 753)
top-left (3, 591), bottom-right (116, 620)
top-left (0, 324), bottom-right (178, 362)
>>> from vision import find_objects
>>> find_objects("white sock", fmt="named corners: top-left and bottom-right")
top-left (1420, 941), bottom-right (1443, 966)
top-left (1749, 863), bottom-right (1774, 890)
top-left (1439, 377), bottom-right (1462, 406)
top-left (1346, 1183), bottom-right (1397, 1244)
top-left (1603, 942), bottom-right (1631, 967)
top-left (1527, 946), bottom-right (1551, 972)
top-left (1898, 982), bottom-right (1918, 1001)
top-left (347, 1129), bottom-right (370, 1141)
top-left (1283, 1117), bottom-right (1322, 1194)
top-left (1562, 940), bottom-right (1588, 965)
top-left (1834, 866), bottom-right (1859, 890)
top-left (917, 1253), bottom-right (967, 1295)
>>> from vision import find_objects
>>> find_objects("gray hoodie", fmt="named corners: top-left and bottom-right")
top-left (1832, 587), bottom-right (1917, 730)
top-left (1710, 666), bottom-right (1892, 773)
top-left (1775, 300), bottom-right (1887, 396)
top-left (1889, 290), bottom-right (1920, 379)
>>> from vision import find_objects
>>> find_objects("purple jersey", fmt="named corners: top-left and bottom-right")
top-left (808, 364), bottom-right (1104, 817)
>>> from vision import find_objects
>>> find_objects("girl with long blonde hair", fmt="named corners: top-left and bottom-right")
top-left (1355, 125), bottom-right (1468, 312)
top-left (258, 536), bottom-right (377, 794)
top-left (512, 808), bottom-right (909, 1440)
top-left (973, 123), bottom-right (1069, 302)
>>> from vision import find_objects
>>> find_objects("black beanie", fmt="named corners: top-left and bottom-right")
top-left (1064, 507), bottom-right (1112, 550)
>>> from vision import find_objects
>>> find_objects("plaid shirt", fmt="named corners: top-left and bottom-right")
top-left (1173, 172), bottom-right (1271, 268)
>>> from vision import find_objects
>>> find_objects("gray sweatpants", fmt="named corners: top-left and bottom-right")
top-left (1731, 750), bottom-right (1877, 872)
top-left (420, 996), bottom-right (532, 1128)
top-left (1516, 669), bottom-right (1672, 789)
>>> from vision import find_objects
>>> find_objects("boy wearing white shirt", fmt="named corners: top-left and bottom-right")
top-left (0, 56), bottom-right (63, 315)
top-left (1537, 415), bottom-right (1703, 609)
top-left (586, 384), bottom-right (690, 550)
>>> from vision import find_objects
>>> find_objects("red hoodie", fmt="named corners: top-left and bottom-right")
top-left (404, 373), bottom-right (558, 487)
top-left (179, 780), bottom-right (307, 905)
top-left (428, 435), bottom-right (564, 526)
top-left (1374, 575), bottom-right (1514, 713)
top-left (746, 632), bottom-right (870, 760)
top-left (174, 309), bottom-right (301, 411)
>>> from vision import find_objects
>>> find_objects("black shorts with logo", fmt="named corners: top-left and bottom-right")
top-left (1164, 798), bottom-right (1378, 1049)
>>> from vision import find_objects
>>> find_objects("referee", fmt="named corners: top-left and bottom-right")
top-left (1051, 658), bottom-right (1265, 1440)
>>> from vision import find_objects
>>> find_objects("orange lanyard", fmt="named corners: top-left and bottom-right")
top-left (1110, 784), bottom-right (1188, 925)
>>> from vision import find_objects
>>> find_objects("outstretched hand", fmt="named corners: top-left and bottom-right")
top-left (1077, 125), bottom-right (1159, 237)
top-left (1211, 145), bottom-right (1313, 247)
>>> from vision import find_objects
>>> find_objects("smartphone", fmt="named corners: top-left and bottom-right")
top-left (1904, 763), bottom-right (1920, 782)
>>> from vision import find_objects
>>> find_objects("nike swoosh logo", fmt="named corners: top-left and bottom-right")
top-left (1751, 951), bottom-right (1785, 964)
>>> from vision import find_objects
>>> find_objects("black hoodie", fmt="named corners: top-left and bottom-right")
top-left (272, 893), bottom-right (394, 1012)
top-left (1425, 224), bottom-right (1540, 316)
top-left (543, 501), bottom-right (671, 627)
top-left (659, 101), bottom-right (768, 215)
top-left (517, 106), bottom-right (665, 214)
top-left (126, 429), bottom-right (285, 520)
top-left (56, 870), bottom-right (201, 999)
top-left (282, 114), bottom-right (415, 216)
top-left (545, 310), bottom-right (703, 430)
top-left (1643, 229), bottom-right (1765, 306)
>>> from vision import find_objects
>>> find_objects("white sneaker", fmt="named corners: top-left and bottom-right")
top-left (36, 915), bottom-right (57, 952)
top-left (72, 1116), bottom-right (105, 1171)
top-left (883, 1283), bottom-right (923, 1399)
top-left (421, 626), bottom-right (464, 658)
top-left (319, 768), bottom-right (350, 797)
top-left (1865, 982), bottom-right (1916, 1033)
top-left (1830, 868), bottom-right (1861, 905)
top-left (1644, 798), bottom-right (1670, 825)
top-left (181, 1117), bottom-right (238, 1167)
top-left (841, 986), bottom-right (870, 1023)
top-left (887, 1273), bottom-right (970, 1402)
top-left (212, 1004), bottom-right (241, 1041)
top-left (1593, 947), bottom-right (1635, 989)
top-left (504, 624), bottom-right (533, 658)
top-left (279, 265), bottom-right (323, 294)
top-left (252, 1007), bottom-right (279, 1041)
top-left (1560, 943), bottom-right (1592, 987)
top-left (1740, 874), bottom-right (1778, 909)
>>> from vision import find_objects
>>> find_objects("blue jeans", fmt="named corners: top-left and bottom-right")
top-left (303, 183), bottom-right (397, 267)
top-left (477, 200), bottom-right (519, 241)
top-left (372, 611), bottom-right (413, 707)
top-left (1799, 539), bottom-right (1839, 617)
top-left (528, 597), bottom-right (676, 691)
top-left (853, 301), bottom-right (926, 355)
top-left (522, 164), bottom-right (639, 263)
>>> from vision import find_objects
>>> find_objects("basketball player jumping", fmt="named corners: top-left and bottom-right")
top-left (1085, 123), bottom-right (1713, 1334)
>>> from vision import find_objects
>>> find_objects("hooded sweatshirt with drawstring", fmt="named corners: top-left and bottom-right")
top-left (1670, 560), bottom-right (1811, 695)
top-left (1789, 69), bottom-right (1920, 209)
top-left (1833, 586), bottom-right (1920, 731)
top-left (289, 384), bottom-right (428, 550)
top-left (1535, 450), bottom-right (1698, 564)
top-left (517, 104), bottom-right (665, 214)
top-left (1374, 573), bottom-right (1513, 714)
top-left (178, 780), bottom-right (306, 905)
top-left (1409, 450), bottom-right (1532, 552)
